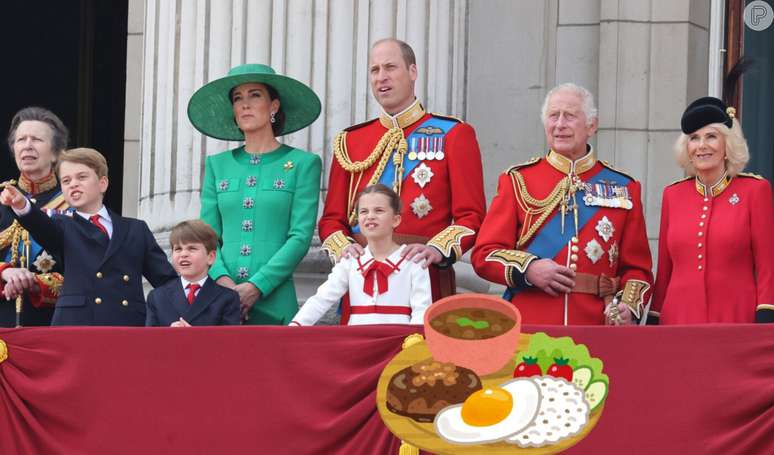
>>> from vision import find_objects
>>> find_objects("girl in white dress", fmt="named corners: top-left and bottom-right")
top-left (290, 184), bottom-right (432, 326)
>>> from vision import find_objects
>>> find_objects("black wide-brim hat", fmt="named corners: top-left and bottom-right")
top-left (680, 96), bottom-right (734, 134)
top-left (187, 63), bottom-right (321, 140)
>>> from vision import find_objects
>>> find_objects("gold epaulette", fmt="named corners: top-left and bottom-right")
top-left (738, 172), bottom-right (764, 180)
top-left (506, 157), bottom-right (541, 174)
top-left (599, 160), bottom-right (638, 181)
top-left (668, 176), bottom-right (692, 186)
top-left (430, 113), bottom-right (463, 123)
top-left (343, 118), bottom-right (378, 132)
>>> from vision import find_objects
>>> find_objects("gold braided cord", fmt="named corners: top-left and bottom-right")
top-left (0, 221), bottom-right (23, 251)
top-left (343, 128), bottom-right (407, 224)
top-left (510, 171), bottom-right (569, 247)
top-left (334, 128), bottom-right (403, 173)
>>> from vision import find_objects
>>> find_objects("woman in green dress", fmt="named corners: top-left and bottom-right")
top-left (188, 64), bottom-right (322, 325)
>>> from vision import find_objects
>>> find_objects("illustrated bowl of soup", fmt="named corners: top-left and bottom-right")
top-left (424, 293), bottom-right (521, 376)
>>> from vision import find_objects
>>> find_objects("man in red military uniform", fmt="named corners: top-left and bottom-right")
top-left (472, 83), bottom-right (653, 325)
top-left (319, 38), bottom-right (485, 304)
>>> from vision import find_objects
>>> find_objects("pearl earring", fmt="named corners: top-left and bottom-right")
top-left (270, 112), bottom-right (276, 124)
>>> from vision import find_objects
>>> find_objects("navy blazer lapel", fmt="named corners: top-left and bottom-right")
top-left (75, 212), bottom-right (110, 247)
top-left (102, 208), bottom-right (128, 264)
top-left (183, 278), bottom-right (218, 322)
top-left (170, 280), bottom-right (191, 318)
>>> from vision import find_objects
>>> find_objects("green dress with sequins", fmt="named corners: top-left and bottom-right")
top-left (200, 144), bottom-right (321, 325)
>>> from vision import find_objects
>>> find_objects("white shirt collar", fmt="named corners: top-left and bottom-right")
top-left (181, 276), bottom-right (208, 291)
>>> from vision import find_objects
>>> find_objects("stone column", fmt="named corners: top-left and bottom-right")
top-left (134, 0), bottom-right (471, 315)
top-left (595, 0), bottom-right (711, 254)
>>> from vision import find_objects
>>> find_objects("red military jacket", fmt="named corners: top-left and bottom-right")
top-left (651, 174), bottom-right (774, 324)
top-left (319, 100), bottom-right (486, 299)
top-left (472, 149), bottom-right (653, 325)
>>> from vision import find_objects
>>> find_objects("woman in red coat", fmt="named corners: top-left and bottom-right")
top-left (650, 97), bottom-right (774, 324)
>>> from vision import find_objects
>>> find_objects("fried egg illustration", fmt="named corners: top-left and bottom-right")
top-left (507, 376), bottom-right (589, 447)
top-left (434, 378), bottom-right (541, 444)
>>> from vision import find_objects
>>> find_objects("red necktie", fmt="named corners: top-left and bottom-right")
top-left (89, 214), bottom-right (109, 238)
top-left (186, 283), bottom-right (200, 305)
top-left (362, 261), bottom-right (395, 296)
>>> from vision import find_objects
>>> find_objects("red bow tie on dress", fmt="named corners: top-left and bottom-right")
top-left (362, 260), bottom-right (397, 296)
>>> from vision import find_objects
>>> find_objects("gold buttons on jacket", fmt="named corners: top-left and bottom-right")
top-left (571, 245), bottom-right (579, 253)
top-left (96, 272), bottom-right (103, 278)
top-left (123, 275), bottom-right (130, 282)
top-left (570, 254), bottom-right (579, 262)
top-left (569, 264), bottom-right (577, 271)
top-left (121, 300), bottom-right (129, 306)
top-left (95, 297), bottom-right (102, 304)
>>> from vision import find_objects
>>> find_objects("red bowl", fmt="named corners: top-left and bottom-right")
top-left (423, 293), bottom-right (521, 376)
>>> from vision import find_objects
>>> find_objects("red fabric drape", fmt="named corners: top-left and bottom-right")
top-left (1, 325), bottom-right (772, 454)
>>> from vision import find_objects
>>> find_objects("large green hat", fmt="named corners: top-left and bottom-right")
top-left (187, 63), bottom-right (321, 140)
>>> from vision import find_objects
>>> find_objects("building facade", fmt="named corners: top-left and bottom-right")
top-left (123, 0), bottom-right (767, 319)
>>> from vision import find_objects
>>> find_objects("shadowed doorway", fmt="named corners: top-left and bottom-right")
top-left (0, 0), bottom-right (128, 211)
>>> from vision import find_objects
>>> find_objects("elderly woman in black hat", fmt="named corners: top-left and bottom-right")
top-left (650, 97), bottom-right (774, 324)
top-left (188, 64), bottom-right (322, 325)
top-left (0, 107), bottom-right (70, 327)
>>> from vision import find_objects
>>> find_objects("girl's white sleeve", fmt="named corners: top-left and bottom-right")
top-left (290, 258), bottom-right (351, 326)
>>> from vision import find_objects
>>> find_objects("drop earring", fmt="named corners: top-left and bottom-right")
top-left (270, 112), bottom-right (276, 124)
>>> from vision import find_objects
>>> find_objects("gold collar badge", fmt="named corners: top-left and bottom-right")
top-left (695, 173), bottom-right (731, 197)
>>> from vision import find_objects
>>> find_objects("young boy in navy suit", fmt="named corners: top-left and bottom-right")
top-left (0, 148), bottom-right (178, 326)
top-left (146, 220), bottom-right (240, 326)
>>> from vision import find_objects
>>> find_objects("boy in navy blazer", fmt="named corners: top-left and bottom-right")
top-left (0, 148), bottom-right (177, 326)
top-left (146, 220), bottom-right (239, 326)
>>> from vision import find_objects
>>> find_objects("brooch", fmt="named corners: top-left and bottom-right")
top-left (410, 194), bottom-right (433, 219)
top-left (249, 155), bottom-right (261, 165)
top-left (584, 239), bottom-right (604, 264)
top-left (237, 267), bottom-right (249, 279)
top-left (284, 161), bottom-right (294, 171)
top-left (729, 193), bottom-right (740, 205)
top-left (411, 163), bottom-right (434, 188)
top-left (595, 216), bottom-right (615, 243)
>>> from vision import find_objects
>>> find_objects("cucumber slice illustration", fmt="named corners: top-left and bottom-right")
top-left (572, 366), bottom-right (593, 390)
top-left (584, 380), bottom-right (608, 412)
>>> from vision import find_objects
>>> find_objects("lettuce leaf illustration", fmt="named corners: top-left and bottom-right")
top-left (518, 332), bottom-right (608, 386)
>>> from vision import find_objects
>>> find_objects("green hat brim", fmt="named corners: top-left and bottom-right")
top-left (187, 70), bottom-right (321, 140)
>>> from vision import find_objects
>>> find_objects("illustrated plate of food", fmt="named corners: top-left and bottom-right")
top-left (376, 294), bottom-right (608, 454)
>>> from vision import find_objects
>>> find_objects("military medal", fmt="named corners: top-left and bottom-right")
top-left (608, 242), bottom-right (619, 267)
top-left (33, 251), bottom-right (55, 273)
top-left (245, 176), bottom-right (257, 187)
top-left (273, 178), bottom-right (286, 189)
top-left (218, 180), bottom-right (230, 191)
top-left (729, 193), bottom-right (740, 205)
top-left (436, 137), bottom-right (445, 160)
top-left (583, 180), bottom-right (633, 209)
top-left (408, 137), bottom-right (418, 161)
top-left (595, 216), bottom-right (615, 242)
top-left (584, 239), bottom-right (603, 264)
top-left (417, 138), bottom-right (427, 161)
top-left (410, 194), bottom-right (432, 218)
top-left (412, 163), bottom-right (434, 188)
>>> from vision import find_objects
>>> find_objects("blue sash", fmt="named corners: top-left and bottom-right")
top-left (503, 166), bottom-right (631, 300)
top-left (352, 116), bottom-right (458, 234)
